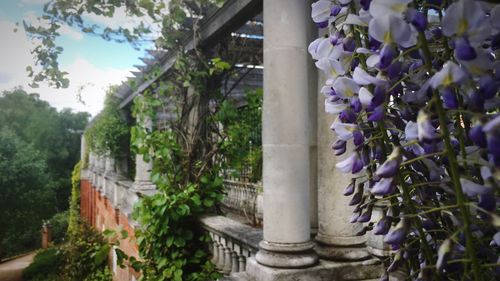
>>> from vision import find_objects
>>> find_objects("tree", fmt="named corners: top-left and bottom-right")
top-left (0, 89), bottom-right (90, 211)
top-left (0, 128), bottom-right (56, 258)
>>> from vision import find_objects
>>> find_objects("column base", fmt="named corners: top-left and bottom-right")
top-left (315, 233), bottom-right (371, 261)
top-left (255, 241), bottom-right (318, 268)
top-left (246, 256), bottom-right (384, 281)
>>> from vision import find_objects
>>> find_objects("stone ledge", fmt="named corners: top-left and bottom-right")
top-left (200, 215), bottom-right (262, 252)
top-left (244, 257), bottom-right (383, 281)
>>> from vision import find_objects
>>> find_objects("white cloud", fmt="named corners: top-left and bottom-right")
top-left (0, 20), bottom-right (132, 116)
top-left (59, 24), bottom-right (84, 40)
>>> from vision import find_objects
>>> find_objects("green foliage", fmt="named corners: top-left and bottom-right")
top-left (48, 211), bottom-right (69, 244)
top-left (58, 223), bottom-right (112, 281)
top-left (23, 248), bottom-right (62, 281)
top-left (0, 89), bottom-right (88, 258)
top-left (23, 224), bottom-right (113, 281)
top-left (85, 87), bottom-right (130, 158)
top-left (216, 88), bottom-right (263, 182)
top-left (0, 128), bottom-right (56, 258)
top-left (67, 161), bottom-right (81, 238)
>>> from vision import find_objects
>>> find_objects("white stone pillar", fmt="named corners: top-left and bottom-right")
top-left (254, 0), bottom-right (318, 268)
top-left (133, 116), bottom-right (155, 190)
top-left (315, 76), bottom-right (370, 260)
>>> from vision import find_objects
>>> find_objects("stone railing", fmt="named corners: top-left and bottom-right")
top-left (85, 154), bottom-right (142, 221)
top-left (200, 215), bottom-right (262, 276)
top-left (221, 180), bottom-right (262, 224)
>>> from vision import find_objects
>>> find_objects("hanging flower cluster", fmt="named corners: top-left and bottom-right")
top-left (310, 0), bottom-right (499, 279)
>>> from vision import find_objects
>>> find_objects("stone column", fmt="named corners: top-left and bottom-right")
top-left (253, 0), bottom-right (318, 268)
top-left (315, 74), bottom-right (370, 261)
top-left (133, 117), bottom-right (155, 190)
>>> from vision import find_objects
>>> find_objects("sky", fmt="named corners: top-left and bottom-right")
top-left (0, 0), bottom-right (152, 116)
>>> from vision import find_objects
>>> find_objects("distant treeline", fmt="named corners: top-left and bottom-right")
top-left (0, 88), bottom-right (89, 258)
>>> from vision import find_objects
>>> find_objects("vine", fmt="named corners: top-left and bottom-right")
top-left (84, 86), bottom-right (130, 158)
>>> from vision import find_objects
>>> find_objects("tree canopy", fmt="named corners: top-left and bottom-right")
top-left (0, 89), bottom-right (89, 258)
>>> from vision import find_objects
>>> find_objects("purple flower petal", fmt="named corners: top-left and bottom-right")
top-left (459, 178), bottom-right (493, 197)
top-left (343, 182), bottom-right (355, 196)
top-left (371, 177), bottom-right (395, 196)
top-left (360, 0), bottom-right (371, 10)
top-left (479, 76), bottom-right (497, 100)
top-left (379, 44), bottom-right (397, 69)
top-left (353, 130), bottom-right (364, 146)
top-left (386, 61), bottom-right (402, 79)
top-left (374, 217), bottom-right (391, 235)
top-left (357, 207), bottom-right (373, 222)
top-left (343, 36), bottom-right (356, 52)
top-left (330, 5), bottom-right (341, 16)
top-left (454, 37), bottom-right (476, 61)
top-left (469, 125), bottom-right (487, 148)
top-left (478, 193), bottom-right (496, 212)
top-left (351, 97), bottom-right (362, 112)
top-left (406, 8), bottom-right (427, 32)
top-left (332, 139), bottom-right (346, 150)
top-left (368, 105), bottom-right (385, 122)
top-left (384, 224), bottom-right (406, 245)
top-left (376, 147), bottom-right (402, 178)
top-left (352, 156), bottom-right (364, 173)
top-left (441, 87), bottom-right (459, 109)
top-left (349, 190), bottom-right (363, 206)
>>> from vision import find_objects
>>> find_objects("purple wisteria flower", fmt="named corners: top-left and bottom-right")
top-left (310, 0), bottom-right (500, 278)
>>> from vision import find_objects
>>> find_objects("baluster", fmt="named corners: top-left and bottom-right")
top-left (211, 234), bottom-right (219, 265)
top-left (231, 250), bottom-right (239, 273)
top-left (217, 237), bottom-right (226, 269)
top-left (238, 255), bottom-right (246, 272)
top-left (223, 240), bottom-right (232, 274)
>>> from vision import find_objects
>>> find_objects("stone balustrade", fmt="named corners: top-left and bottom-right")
top-left (221, 180), bottom-right (262, 224)
top-left (200, 215), bottom-right (262, 276)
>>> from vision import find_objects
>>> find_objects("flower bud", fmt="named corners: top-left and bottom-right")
top-left (371, 177), bottom-right (395, 196)
top-left (469, 124), bottom-right (487, 148)
top-left (441, 87), bottom-right (458, 109)
top-left (367, 105), bottom-right (385, 122)
top-left (376, 147), bottom-right (402, 178)
top-left (384, 219), bottom-right (407, 246)
top-left (343, 181), bottom-right (355, 196)
top-left (407, 9), bottom-right (427, 32)
top-left (373, 217), bottom-right (390, 235)
top-left (454, 37), bottom-right (476, 61)
top-left (379, 44), bottom-right (397, 69)
top-left (479, 75), bottom-right (498, 100)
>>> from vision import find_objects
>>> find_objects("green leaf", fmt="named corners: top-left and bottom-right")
top-left (93, 244), bottom-right (111, 266)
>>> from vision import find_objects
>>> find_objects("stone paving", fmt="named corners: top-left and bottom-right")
top-left (0, 253), bottom-right (35, 281)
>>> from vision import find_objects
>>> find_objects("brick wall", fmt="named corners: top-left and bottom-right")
top-left (80, 179), bottom-right (140, 281)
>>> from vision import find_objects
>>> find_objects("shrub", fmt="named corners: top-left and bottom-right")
top-left (48, 211), bottom-right (68, 244)
top-left (23, 248), bottom-right (62, 281)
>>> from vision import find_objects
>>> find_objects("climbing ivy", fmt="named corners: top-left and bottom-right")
top-left (67, 161), bottom-right (81, 238)
top-left (84, 86), bottom-right (130, 158)
top-left (128, 52), bottom-right (234, 281)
